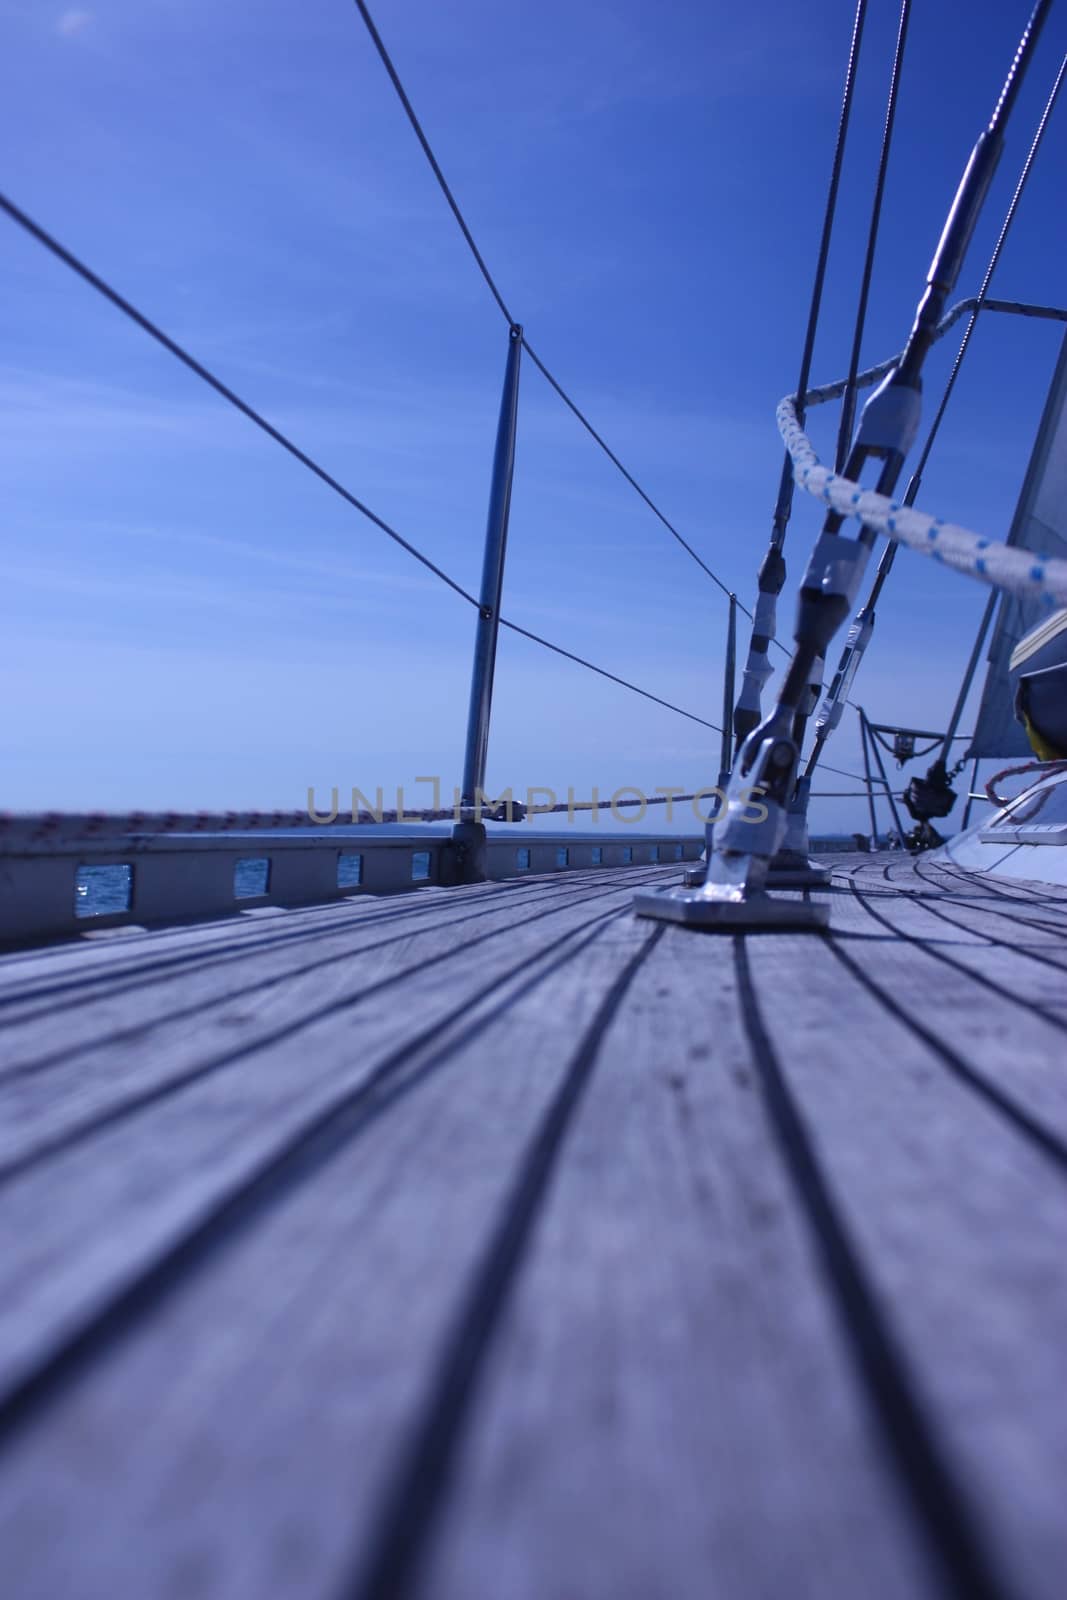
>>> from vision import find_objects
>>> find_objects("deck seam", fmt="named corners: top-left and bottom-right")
top-left (344, 922), bottom-right (666, 1600)
top-left (0, 871), bottom-right (674, 1083)
top-left (823, 933), bottom-right (1067, 1177)
top-left (910, 859), bottom-right (1067, 939)
top-left (931, 860), bottom-right (1067, 912)
top-left (0, 868), bottom-right (669, 1023)
top-left (0, 870), bottom-right (675, 1184)
top-left (733, 937), bottom-right (1014, 1600)
top-left (846, 879), bottom-right (1067, 1032)
top-left (899, 864), bottom-right (1067, 975)
top-left (0, 901), bottom-right (646, 1441)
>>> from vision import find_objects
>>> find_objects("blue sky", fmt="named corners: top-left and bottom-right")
top-left (1, 0), bottom-right (1065, 833)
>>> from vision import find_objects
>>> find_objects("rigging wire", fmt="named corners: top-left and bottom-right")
top-left (0, 192), bottom-right (482, 612)
top-left (787, 0), bottom-right (869, 444)
top-left (908, 50), bottom-right (1067, 500)
top-left (822, 760), bottom-right (872, 783)
top-left (518, 339), bottom-right (740, 609)
top-left (731, 0), bottom-right (870, 744)
top-left (990, 0), bottom-right (1055, 135)
top-left (350, 0), bottom-right (748, 613)
top-left (800, 48), bottom-right (1067, 781)
top-left (834, 0), bottom-right (911, 471)
top-left (0, 193), bottom-right (746, 742)
top-left (799, 297), bottom-right (1067, 410)
top-left (499, 619), bottom-right (722, 734)
top-left (794, 0), bottom-right (911, 777)
top-left (352, 0), bottom-right (514, 327)
top-left (503, 618), bottom-right (865, 781)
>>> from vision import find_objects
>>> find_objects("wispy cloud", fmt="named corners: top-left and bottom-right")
top-left (55, 9), bottom-right (92, 38)
top-left (40, 515), bottom-right (452, 598)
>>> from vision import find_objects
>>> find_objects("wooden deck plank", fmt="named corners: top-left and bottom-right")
top-left (905, 859), bottom-right (1067, 965)
top-left (896, 855), bottom-right (1067, 913)
top-left (423, 902), bottom-right (1067, 1600)
top-left (0, 867), bottom-right (664, 1016)
top-left (0, 913), bottom-right (676, 1600)
top-left (0, 867), bottom-right (679, 1179)
top-left (0, 870), bottom-right (648, 1105)
top-left (0, 868), bottom-right (672, 1404)
top-left (0, 903), bottom-right (946, 1600)
top-left (939, 861), bottom-right (1067, 905)
top-left (0, 871), bottom-right (629, 1032)
top-left (846, 863), bottom-right (1067, 1014)
top-left (825, 867), bottom-right (1067, 1145)
top-left (0, 856), bottom-right (1063, 1600)
top-left (887, 853), bottom-right (1067, 922)
top-left (0, 880), bottom-right (438, 995)
top-left (840, 858), bottom-right (1067, 1021)
top-left (745, 920), bottom-right (1067, 1600)
top-left (416, 922), bottom-right (940, 1600)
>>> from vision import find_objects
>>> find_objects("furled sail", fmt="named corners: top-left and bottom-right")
top-left (969, 329), bottom-right (1067, 758)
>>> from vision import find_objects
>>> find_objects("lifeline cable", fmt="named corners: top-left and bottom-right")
top-left (350, 0), bottom-right (752, 611)
top-left (0, 193), bottom-right (748, 740)
top-left (0, 191), bottom-right (482, 611)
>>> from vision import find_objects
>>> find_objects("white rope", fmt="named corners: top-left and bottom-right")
top-left (777, 392), bottom-right (1067, 607)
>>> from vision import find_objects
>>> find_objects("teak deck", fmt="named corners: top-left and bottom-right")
top-left (0, 854), bottom-right (1064, 1600)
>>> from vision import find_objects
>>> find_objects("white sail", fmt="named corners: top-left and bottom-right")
top-left (969, 328), bottom-right (1067, 758)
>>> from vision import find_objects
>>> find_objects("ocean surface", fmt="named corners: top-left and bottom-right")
top-left (76, 856), bottom-right (272, 920)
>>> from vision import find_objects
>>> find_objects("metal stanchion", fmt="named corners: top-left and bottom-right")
top-left (450, 325), bottom-right (523, 882)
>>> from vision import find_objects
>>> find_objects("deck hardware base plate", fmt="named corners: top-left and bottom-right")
top-left (766, 862), bottom-right (832, 887)
top-left (633, 884), bottom-right (829, 930)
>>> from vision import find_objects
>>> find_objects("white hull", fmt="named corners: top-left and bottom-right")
top-left (937, 768), bottom-right (1067, 886)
